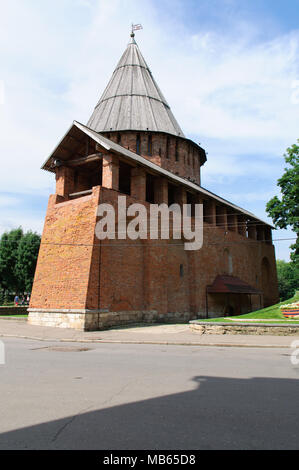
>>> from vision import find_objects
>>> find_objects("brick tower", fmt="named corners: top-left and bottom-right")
top-left (28, 32), bottom-right (279, 330)
top-left (87, 31), bottom-right (206, 185)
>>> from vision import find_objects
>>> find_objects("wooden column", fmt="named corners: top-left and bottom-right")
top-left (247, 223), bottom-right (257, 240)
top-left (216, 205), bottom-right (228, 231)
top-left (223, 207), bottom-right (228, 232)
top-left (238, 215), bottom-right (247, 237)
top-left (204, 199), bottom-right (216, 225)
top-left (131, 167), bottom-right (146, 200)
top-left (265, 226), bottom-right (273, 245)
top-left (174, 187), bottom-right (187, 207)
top-left (55, 166), bottom-right (74, 198)
top-left (154, 177), bottom-right (168, 204)
top-left (193, 193), bottom-right (203, 218)
top-left (102, 154), bottom-right (119, 191)
top-left (228, 214), bottom-right (238, 232)
top-left (256, 225), bottom-right (265, 241)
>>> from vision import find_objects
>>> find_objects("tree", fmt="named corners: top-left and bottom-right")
top-left (15, 231), bottom-right (41, 292)
top-left (0, 228), bottom-right (23, 291)
top-left (276, 259), bottom-right (299, 301)
top-left (266, 140), bottom-right (299, 264)
top-left (0, 228), bottom-right (41, 295)
top-left (3, 290), bottom-right (10, 305)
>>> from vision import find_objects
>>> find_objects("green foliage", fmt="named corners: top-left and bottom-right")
top-left (266, 140), bottom-right (299, 264)
top-left (0, 228), bottom-right (23, 291)
top-left (0, 228), bottom-right (41, 295)
top-left (276, 259), bottom-right (299, 301)
top-left (0, 289), bottom-right (4, 305)
top-left (15, 231), bottom-right (41, 292)
top-left (3, 290), bottom-right (10, 305)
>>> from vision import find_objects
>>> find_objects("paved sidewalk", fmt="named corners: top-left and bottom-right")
top-left (0, 318), bottom-right (297, 348)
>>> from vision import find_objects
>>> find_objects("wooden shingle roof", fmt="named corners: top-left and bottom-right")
top-left (87, 35), bottom-right (185, 137)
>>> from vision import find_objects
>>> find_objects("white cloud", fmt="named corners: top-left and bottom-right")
top-left (170, 31), bottom-right (299, 147)
top-left (0, 215), bottom-right (44, 236)
top-left (61, 0), bottom-right (299, 179)
top-left (223, 191), bottom-right (275, 203)
top-left (1, 1), bottom-right (298, 179)
top-left (0, 196), bottom-right (21, 208)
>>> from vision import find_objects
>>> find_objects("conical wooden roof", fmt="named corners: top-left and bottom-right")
top-left (87, 35), bottom-right (185, 137)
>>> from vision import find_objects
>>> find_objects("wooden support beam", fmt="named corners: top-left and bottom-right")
top-left (96, 143), bottom-right (111, 155)
top-left (67, 153), bottom-right (103, 167)
top-left (69, 189), bottom-right (93, 198)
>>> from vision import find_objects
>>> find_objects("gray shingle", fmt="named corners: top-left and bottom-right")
top-left (87, 36), bottom-right (185, 137)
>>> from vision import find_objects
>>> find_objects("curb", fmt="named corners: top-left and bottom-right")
top-left (190, 321), bottom-right (299, 327)
top-left (0, 333), bottom-right (291, 348)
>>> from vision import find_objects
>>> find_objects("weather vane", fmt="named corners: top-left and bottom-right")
top-left (131, 23), bottom-right (143, 37)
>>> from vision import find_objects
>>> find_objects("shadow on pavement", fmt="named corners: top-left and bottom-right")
top-left (0, 375), bottom-right (298, 450)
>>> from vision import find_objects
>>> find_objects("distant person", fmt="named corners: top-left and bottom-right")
top-left (14, 295), bottom-right (19, 306)
top-left (26, 294), bottom-right (30, 305)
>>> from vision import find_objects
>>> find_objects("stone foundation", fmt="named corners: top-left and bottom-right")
top-left (28, 309), bottom-right (196, 331)
top-left (190, 321), bottom-right (299, 336)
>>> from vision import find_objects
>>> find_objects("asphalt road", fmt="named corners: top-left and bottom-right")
top-left (0, 337), bottom-right (298, 450)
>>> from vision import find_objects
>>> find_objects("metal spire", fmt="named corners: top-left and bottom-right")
top-left (130, 23), bottom-right (142, 42)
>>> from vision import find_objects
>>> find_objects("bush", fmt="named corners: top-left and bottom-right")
top-left (3, 291), bottom-right (10, 305)
top-left (277, 260), bottom-right (299, 301)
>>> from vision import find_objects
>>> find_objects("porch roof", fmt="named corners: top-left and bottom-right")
top-left (207, 275), bottom-right (262, 295)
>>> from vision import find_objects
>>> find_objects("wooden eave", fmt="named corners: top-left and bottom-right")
top-left (41, 121), bottom-right (274, 229)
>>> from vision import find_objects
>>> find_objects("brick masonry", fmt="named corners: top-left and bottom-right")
top-left (29, 157), bottom-right (279, 331)
top-left (103, 131), bottom-right (203, 185)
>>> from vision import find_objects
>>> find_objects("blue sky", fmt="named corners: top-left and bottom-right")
top-left (175, 0), bottom-right (299, 35)
top-left (0, 0), bottom-right (298, 260)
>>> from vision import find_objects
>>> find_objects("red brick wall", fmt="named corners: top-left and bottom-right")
top-left (31, 183), bottom-right (279, 318)
top-left (95, 188), bottom-right (278, 316)
top-left (103, 131), bottom-right (202, 185)
top-left (30, 187), bottom-right (101, 310)
top-left (191, 223), bottom-right (278, 315)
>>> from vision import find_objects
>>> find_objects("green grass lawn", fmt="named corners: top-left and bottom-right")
top-left (201, 292), bottom-right (299, 323)
top-left (0, 315), bottom-right (28, 318)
